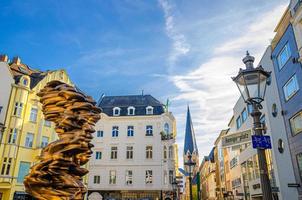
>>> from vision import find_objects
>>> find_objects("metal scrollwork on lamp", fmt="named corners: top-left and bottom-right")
top-left (24, 80), bottom-right (101, 200)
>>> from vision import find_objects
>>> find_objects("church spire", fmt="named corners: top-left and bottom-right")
top-left (183, 106), bottom-right (198, 156)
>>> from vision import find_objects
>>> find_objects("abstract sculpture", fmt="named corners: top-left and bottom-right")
top-left (24, 80), bottom-right (101, 200)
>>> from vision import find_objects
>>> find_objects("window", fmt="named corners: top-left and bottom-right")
top-left (111, 147), bottom-right (118, 159)
top-left (146, 125), bottom-right (153, 136)
top-left (146, 106), bottom-right (153, 115)
top-left (17, 162), bottom-right (30, 183)
top-left (126, 170), bottom-right (133, 185)
top-left (290, 111), bottom-right (302, 136)
top-left (109, 170), bottom-right (116, 184)
top-left (23, 78), bottom-right (28, 86)
top-left (146, 146), bottom-right (153, 159)
top-left (127, 126), bottom-right (134, 137)
top-left (163, 146), bottom-right (167, 159)
top-left (96, 151), bottom-right (102, 160)
top-left (44, 120), bottom-right (51, 127)
top-left (13, 102), bottom-right (23, 117)
top-left (164, 123), bottom-right (170, 134)
top-left (97, 130), bottom-right (103, 137)
top-left (29, 108), bottom-right (38, 122)
top-left (230, 157), bottom-right (238, 169)
top-left (25, 133), bottom-right (34, 148)
top-left (236, 116), bottom-right (242, 129)
top-left (297, 153), bottom-right (302, 182)
top-left (277, 43), bottom-right (291, 69)
top-left (113, 107), bottom-right (121, 116)
top-left (41, 136), bottom-right (49, 148)
top-left (94, 175), bottom-right (100, 184)
top-left (127, 107), bottom-right (135, 115)
top-left (8, 128), bottom-right (18, 144)
top-left (169, 170), bottom-right (174, 184)
top-left (283, 75), bottom-right (299, 101)
top-left (126, 146), bottom-right (133, 159)
top-left (112, 126), bottom-right (119, 137)
top-left (164, 170), bottom-right (168, 184)
top-left (1, 157), bottom-right (12, 175)
top-left (169, 146), bottom-right (173, 159)
top-left (241, 108), bottom-right (247, 123)
top-left (145, 170), bottom-right (152, 184)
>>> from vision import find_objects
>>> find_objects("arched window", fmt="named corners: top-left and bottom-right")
top-left (146, 106), bottom-right (153, 115)
top-left (113, 107), bottom-right (121, 116)
top-left (164, 123), bottom-right (170, 135)
top-left (127, 106), bottom-right (135, 115)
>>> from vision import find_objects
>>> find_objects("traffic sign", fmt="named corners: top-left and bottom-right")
top-left (252, 135), bottom-right (272, 149)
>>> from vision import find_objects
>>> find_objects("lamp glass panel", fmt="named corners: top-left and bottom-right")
top-left (235, 75), bottom-right (249, 102)
top-left (243, 71), bottom-right (260, 100)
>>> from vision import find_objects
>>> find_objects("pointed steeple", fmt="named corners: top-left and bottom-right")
top-left (183, 106), bottom-right (198, 155)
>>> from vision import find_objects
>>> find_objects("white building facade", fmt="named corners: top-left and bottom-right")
top-left (88, 95), bottom-right (177, 200)
top-left (225, 49), bottom-right (298, 200)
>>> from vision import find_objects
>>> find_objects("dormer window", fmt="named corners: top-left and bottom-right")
top-left (113, 107), bottom-right (121, 116)
top-left (127, 106), bottom-right (135, 115)
top-left (146, 106), bottom-right (153, 115)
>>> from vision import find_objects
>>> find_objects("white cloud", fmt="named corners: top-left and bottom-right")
top-left (165, 3), bottom-right (287, 166)
top-left (158, 0), bottom-right (190, 69)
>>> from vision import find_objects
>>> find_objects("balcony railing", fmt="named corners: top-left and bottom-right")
top-left (160, 132), bottom-right (174, 140)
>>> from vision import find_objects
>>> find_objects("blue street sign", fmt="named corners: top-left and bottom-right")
top-left (252, 135), bottom-right (272, 149)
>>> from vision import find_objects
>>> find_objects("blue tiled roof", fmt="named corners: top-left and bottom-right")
top-left (98, 95), bottom-right (165, 116)
top-left (184, 106), bottom-right (198, 155)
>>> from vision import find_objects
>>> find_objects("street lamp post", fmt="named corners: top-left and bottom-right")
top-left (232, 51), bottom-right (273, 200)
top-left (184, 154), bottom-right (196, 200)
top-left (172, 178), bottom-right (178, 200)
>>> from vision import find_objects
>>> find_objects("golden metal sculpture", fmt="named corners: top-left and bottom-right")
top-left (24, 80), bottom-right (101, 200)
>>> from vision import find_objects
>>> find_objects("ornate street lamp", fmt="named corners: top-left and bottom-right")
top-left (232, 51), bottom-right (273, 200)
top-left (184, 154), bottom-right (196, 200)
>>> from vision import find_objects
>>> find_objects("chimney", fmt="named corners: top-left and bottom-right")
top-left (0, 54), bottom-right (8, 62)
top-left (12, 56), bottom-right (21, 65)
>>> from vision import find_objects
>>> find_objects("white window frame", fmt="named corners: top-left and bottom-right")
top-left (44, 120), bottom-right (51, 127)
top-left (146, 125), bottom-right (153, 136)
top-left (97, 130), bottom-right (103, 137)
top-left (125, 170), bottom-right (133, 185)
top-left (127, 126), bottom-right (134, 137)
top-left (146, 106), bottom-right (154, 115)
top-left (8, 128), bottom-right (18, 144)
top-left (145, 170), bottom-right (153, 184)
top-left (13, 102), bottom-right (23, 117)
top-left (94, 175), bottom-right (100, 184)
top-left (25, 132), bottom-right (34, 148)
top-left (127, 106), bottom-right (135, 115)
top-left (126, 146), bottom-right (133, 159)
top-left (277, 43), bottom-right (291, 69)
top-left (109, 170), bottom-right (116, 184)
top-left (283, 75), bottom-right (299, 101)
top-left (113, 107), bottom-right (121, 116)
top-left (29, 107), bottom-right (38, 122)
top-left (111, 146), bottom-right (118, 159)
top-left (95, 151), bottom-right (102, 160)
top-left (146, 146), bottom-right (153, 159)
top-left (112, 126), bottom-right (119, 137)
top-left (41, 136), bottom-right (49, 148)
top-left (290, 110), bottom-right (302, 136)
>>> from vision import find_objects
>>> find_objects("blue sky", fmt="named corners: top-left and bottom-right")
top-left (0, 0), bottom-right (288, 165)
